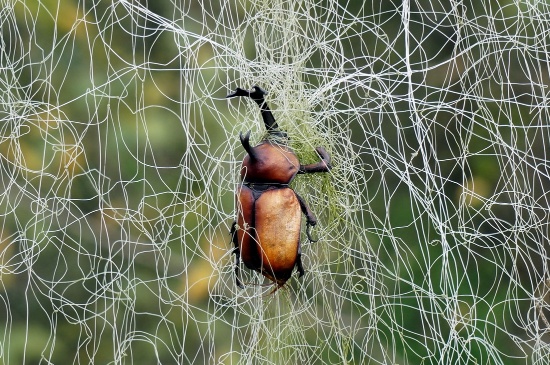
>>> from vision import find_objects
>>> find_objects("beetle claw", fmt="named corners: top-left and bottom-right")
top-left (306, 223), bottom-right (318, 243)
top-left (226, 85), bottom-right (268, 100)
top-left (226, 87), bottom-right (249, 98)
top-left (248, 85), bottom-right (268, 100)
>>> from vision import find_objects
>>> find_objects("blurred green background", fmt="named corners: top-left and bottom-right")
top-left (1, 0), bottom-right (549, 364)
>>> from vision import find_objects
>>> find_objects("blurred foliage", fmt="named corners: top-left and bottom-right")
top-left (0, 0), bottom-right (549, 364)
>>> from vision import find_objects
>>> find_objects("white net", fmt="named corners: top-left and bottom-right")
top-left (1, 0), bottom-right (550, 363)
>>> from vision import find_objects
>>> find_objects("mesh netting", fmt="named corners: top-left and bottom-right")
top-left (1, 0), bottom-right (550, 364)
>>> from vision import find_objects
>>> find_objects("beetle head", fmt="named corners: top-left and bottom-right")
top-left (265, 129), bottom-right (289, 144)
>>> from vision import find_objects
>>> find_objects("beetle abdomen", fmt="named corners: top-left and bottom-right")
top-left (255, 188), bottom-right (301, 284)
top-left (236, 185), bottom-right (301, 286)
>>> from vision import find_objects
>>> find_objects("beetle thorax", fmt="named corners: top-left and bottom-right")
top-left (240, 141), bottom-right (300, 184)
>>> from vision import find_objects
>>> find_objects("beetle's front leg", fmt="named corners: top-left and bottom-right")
top-left (230, 221), bottom-right (244, 289)
top-left (299, 147), bottom-right (332, 174)
top-left (226, 86), bottom-right (280, 133)
top-left (295, 193), bottom-right (318, 243)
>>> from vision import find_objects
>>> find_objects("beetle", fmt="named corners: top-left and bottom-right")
top-left (227, 85), bottom-right (332, 291)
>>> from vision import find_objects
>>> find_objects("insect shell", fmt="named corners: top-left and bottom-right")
top-left (227, 86), bottom-right (332, 292)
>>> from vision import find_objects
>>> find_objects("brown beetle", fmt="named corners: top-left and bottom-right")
top-left (228, 86), bottom-right (332, 291)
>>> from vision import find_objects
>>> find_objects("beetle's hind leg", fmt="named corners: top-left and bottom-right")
top-left (231, 222), bottom-right (245, 289)
top-left (296, 243), bottom-right (305, 278)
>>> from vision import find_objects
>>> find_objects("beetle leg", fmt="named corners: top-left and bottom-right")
top-left (248, 85), bottom-right (268, 100)
top-left (248, 86), bottom-right (279, 133)
top-left (299, 147), bottom-right (332, 174)
top-left (295, 192), bottom-right (319, 243)
top-left (305, 224), bottom-right (318, 243)
top-left (226, 87), bottom-right (251, 98)
top-left (226, 85), bottom-right (268, 99)
top-left (233, 248), bottom-right (244, 289)
top-left (295, 192), bottom-right (317, 226)
top-left (226, 86), bottom-right (281, 133)
top-left (296, 243), bottom-right (305, 278)
top-left (231, 221), bottom-right (245, 289)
